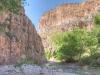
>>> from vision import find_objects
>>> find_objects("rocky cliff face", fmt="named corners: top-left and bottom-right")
top-left (0, 8), bottom-right (46, 64)
top-left (38, 0), bottom-right (100, 33)
top-left (38, 0), bottom-right (100, 51)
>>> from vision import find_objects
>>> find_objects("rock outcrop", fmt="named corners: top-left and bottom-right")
top-left (0, 8), bottom-right (46, 64)
top-left (38, 0), bottom-right (100, 51)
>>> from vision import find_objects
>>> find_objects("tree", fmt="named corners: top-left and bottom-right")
top-left (51, 26), bottom-right (100, 62)
top-left (0, 0), bottom-right (27, 14)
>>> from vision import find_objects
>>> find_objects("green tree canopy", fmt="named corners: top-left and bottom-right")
top-left (51, 26), bottom-right (100, 62)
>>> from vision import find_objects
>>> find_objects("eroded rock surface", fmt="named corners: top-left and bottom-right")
top-left (0, 8), bottom-right (46, 64)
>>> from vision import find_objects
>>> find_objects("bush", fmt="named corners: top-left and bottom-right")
top-left (94, 13), bottom-right (100, 25)
top-left (44, 50), bottom-right (52, 60)
top-left (7, 24), bottom-right (11, 30)
top-left (5, 31), bottom-right (18, 41)
top-left (0, 26), bottom-right (4, 34)
top-left (90, 60), bottom-right (100, 67)
top-left (5, 31), bottom-right (13, 38)
top-left (54, 43), bottom-right (79, 62)
top-left (14, 56), bottom-right (34, 67)
top-left (78, 56), bottom-right (92, 65)
top-left (90, 52), bottom-right (100, 60)
top-left (78, 52), bottom-right (100, 66)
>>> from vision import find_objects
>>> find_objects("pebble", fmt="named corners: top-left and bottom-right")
top-left (58, 69), bottom-right (63, 72)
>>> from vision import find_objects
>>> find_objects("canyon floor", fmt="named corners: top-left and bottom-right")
top-left (0, 61), bottom-right (100, 75)
top-left (0, 64), bottom-right (78, 75)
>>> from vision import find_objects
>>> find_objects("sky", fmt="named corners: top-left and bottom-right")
top-left (24, 0), bottom-right (84, 31)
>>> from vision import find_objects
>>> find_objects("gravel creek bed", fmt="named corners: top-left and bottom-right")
top-left (0, 64), bottom-right (78, 75)
top-left (42, 61), bottom-right (100, 75)
top-left (0, 61), bottom-right (100, 75)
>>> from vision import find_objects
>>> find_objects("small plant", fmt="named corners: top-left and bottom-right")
top-left (5, 31), bottom-right (19, 42)
top-left (0, 20), bottom-right (11, 28)
top-left (14, 56), bottom-right (34, 67)
top-left (94, 13), bottom-right (100, 25)
top-left (78, 56), bottom-right (91, 65)
top-left (23, 56), bottom-right (34, 64)
top-left (37, 62), bottom-right (43, 68)
top-left (7, 24), bottom-right (11, 30)
top-left (90, 52), bottom-right (100, 60)
top-left (5, 31), bottom-right (13, 38)
top-left (14, 61), bottom-right (23, 67)
top-left (1, 23), bottom-right (7, 28)
top-left (0, 26), bottom-right (4, 34)
top-left (5, 17), bottom-right (11, 21)
top-left (14, 62), bottom-right (24, 75)
top-left (44, 50), bottom-right (52, 60)
top-left (15, 36), bottom-right (18, 42)
top-left (90, 60), bottom-right (100, 67)
top-left (78, 52), bottom-right (100, 66)
top-left (54, 43), bottom-right (80, 62)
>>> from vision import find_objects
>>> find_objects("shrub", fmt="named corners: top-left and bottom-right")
top-left (0, 26), bottom-right (4, 34)
top-left (5, 17), bottom-right (11, 21)
top-left (90, 60), bottom-right (100, 67)
top-left (5, 31), bottom-right (13, 38)
top-left (23, 56), bottom-right (34, 64)
top-left (78, 52), bottom-right (100, 66)
top-left (44, 50), bottom-right (52, 60)
top-left (54, 43), bottom-right (80, 62)
top-left (14, 56), bottom-right (34, 67)
top-left (7, 24), bottom-right (11, 30)
top-left (78, 56), bottom-right (91, 65)
top-left (94, 13), bottom-right (100, 25)
top-left (5, 31), bottom-right (18, 42)
top-left (90, 52), bottom-right (100, 60)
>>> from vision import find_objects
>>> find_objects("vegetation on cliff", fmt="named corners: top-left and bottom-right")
top-left (44, 50), bottom-right (52, 60)
top-left (0, 0), bottom-right (27, 14)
